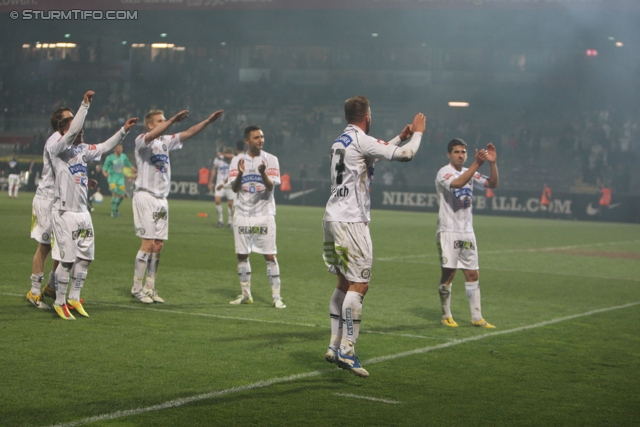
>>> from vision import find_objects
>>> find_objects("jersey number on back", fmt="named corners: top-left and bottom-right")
top-left (330, 149), bottom-right (346, 186)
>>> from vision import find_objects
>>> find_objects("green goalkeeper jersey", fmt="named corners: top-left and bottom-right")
top-left (103, 153), bottom-right (132, 179)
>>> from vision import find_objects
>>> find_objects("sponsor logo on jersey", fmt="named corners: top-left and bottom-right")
top-left (162, 144), bottom-right (168, 151)
top-left (266, 168), bottom-right (279, 177)
top-left (242, 174), bottom-right (263, 184)
top-left (474, 173), bottom-right (483, 179)
top-left (376, 139), bottom-right (389, 145)
top-left (72, 228), bottom-right (94, 240)
top-left (454, 240), bottom-right (475, 250)
top-left (68, 164), bottom-right (87, 175)
top-left (453, 188), bottom-right (473, 208)
top-left (151, 154), bottom-right (170, 173)
top-left (335, 133), bottom-right (353, 148)
top-left (229, 170), bottom-right (238, 178)
top-left (87, 144), bottom-right (97, 150)
top-left (238, 226), bottom-right (268, 235)
top-left (443, 173), bottom-right (454, 180)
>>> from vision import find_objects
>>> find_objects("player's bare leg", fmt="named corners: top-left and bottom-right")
top-left (439, 267), bottom-right (458, 327)
top-left (230, 254), bottom-right (253, 304)
top-left (27, 243), bottom-right (52, 309)
top-left (326, 271), bottom-right (348, 363)
top-left (463, 269), bottom-right (494, 328)
top-left (264, 254), bottom-right (285, 308)
top-left (336, 280), bottom-right (369, 377)
top-left (131, 239), bottom-right (153, 303)
top-left (215, 196), bottom-right (223, 227)
top-left (143, 239), bottom-right (164, 303)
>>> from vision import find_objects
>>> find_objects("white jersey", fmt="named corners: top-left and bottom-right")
top-left (50, 103), bottom-right (128, 212)
top-left (435, 163), bottom-right (488, 233)
top-left (229, 151), bottom-right (280, 217)
top-left (212, 156), bottom-right (230, 187)
top-left (35, 131), bottom-right (61, 199)
top-left (134, 133), bottom-right (182, 198)
top-left (323, 124), bottom-right (400, 223)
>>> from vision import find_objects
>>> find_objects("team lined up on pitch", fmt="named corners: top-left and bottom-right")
top-left (25, 93), bottom-right (498, 378)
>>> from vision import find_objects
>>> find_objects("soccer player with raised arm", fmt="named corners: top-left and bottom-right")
top-left (102, 143), bottom-right (137, 218)
top-left (26, 107), bottom-right (74, 309)
top-left (130, 108), bottom-right (224, 304)
top-left (228, 126), bottom-right (285, 309)
top-left (323, 96), bottom-right (426, 377)
top-left (435, 138), bottom-right (499, 329)
top-left (50, 91), bottom-right (138, 319)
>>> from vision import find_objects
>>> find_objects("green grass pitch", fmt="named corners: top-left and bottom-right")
top-left (1, 194), bottom-right (639, 427)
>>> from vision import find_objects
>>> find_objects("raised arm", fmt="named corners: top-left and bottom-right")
top-left (231, 159), bottom-right (244, 193)
top-left (484, 143), bottom-right (499, 189)
top-left (391, 113), bottom-right (426, 162)
top-left (179, 110), bottom-right (224, 142)
top-left (449, 149), bottom-right (488, 189)
top-left (258, 161), bottom-right (274, 192)
top-left (49, 91), bottom-right (93, 156)
top-left (144, 110), bottom-right (189, 144)
top-left (96, 118), bottom-right (138, 157)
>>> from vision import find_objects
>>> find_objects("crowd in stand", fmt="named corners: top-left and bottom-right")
top-left (1, 47), bottom-right (638, 194)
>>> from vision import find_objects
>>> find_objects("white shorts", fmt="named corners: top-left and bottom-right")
top-left (52, 210), bottom-right (94, 263)
top-left (233, 215), bottom-right (276, 255)
top-left (133, 191), bottom-right (169, 240)
top-left (215, 184), bottom-right (236, 201)
top-left (323, 221), bottom-right (373, 283)
top-left (8, 174), bottom-right (19, 186)
top-left (436, 231), bottom-right (479, 270)
top-left (31, 194), bottom-right (54, 244)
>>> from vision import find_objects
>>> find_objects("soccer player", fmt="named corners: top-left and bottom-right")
top-left (228, 125), bottom-right (285, 309)
top-left (130, 108), bottom-right (224, 304)
top-left (7, 154), bottom-right (20, 198)
top-left (102, 143), bottom-right (137, 218)
top-left (50, 90), bottom-right (139, 319)
top-left (26, 107), bottom-right (73, 309)
top-left (208, 147), bottom-right (235, 228)
top-left (323, 96), bottom-right (426, 377)
top-left (435, 138), bottom-right (499, 329)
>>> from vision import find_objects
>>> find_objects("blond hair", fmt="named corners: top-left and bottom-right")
top-left (144, 109), bottom-right (164, 127)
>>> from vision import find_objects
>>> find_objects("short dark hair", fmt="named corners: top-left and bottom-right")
top-left (244, 125), bottom-right (262, 140)
top-left (235, 139), bottom-right (245, 152)
top-left (50, 107), bottom-right (73, 132)
top-left (344, 96), bottom-right (370, 123)
top-left (447, 138), bottom-right (467, 153)
top-left (57, 116), bottom-right (73, 133)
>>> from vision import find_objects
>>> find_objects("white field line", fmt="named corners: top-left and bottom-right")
top-left (4, 293), bottom-right (448, 341)
top-left (335, 393), bottom-right (400, 405)
top-left (377, 239), bottom-right (640, 262)
top-left (43, 301), bottom-right (640, 427)
top-left (377, 259), bottom-right (640, 283)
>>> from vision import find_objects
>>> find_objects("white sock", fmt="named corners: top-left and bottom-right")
top-left (55, 263), bottom-right (72, 306)
top-left (439, 283), bottom-right (452, 319)
top-left (47, 270), bottom-right (56, 290)
top-left (68, 259), bottom-right (90, 301)
top-left (266, 259), bottom-right (281, 300)
top-left (30, 273), bottom-right (44, 295)
top-left (216, 204), bottom-right (223, 222)
top-left (144, 252), bottom-right (160, 291)
top-left (329, 288), bottom-right (346, 349)
top-left (133, 251), bottom-right (149, 292)
top-left (227, 207), bottom-right (233, 225)
top-left (465, 281), bottom-right (483, 322)
top-left (14, 185), bottom-right (18, 198)
top-left (238, 259), bottom-right (252, 297)
top-left (340, 291), bottom-right (364, 355)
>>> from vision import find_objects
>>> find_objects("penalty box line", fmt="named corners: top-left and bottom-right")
top-left (43, 301), bottom-right (640, 427)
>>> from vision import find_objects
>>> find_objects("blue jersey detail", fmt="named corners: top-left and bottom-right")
top-left (242, 174), bottom-right (263, 184)
top-left (335, 134), bottom-right (353, 148)
top-left (68, 164), bottom-right (87, 175)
